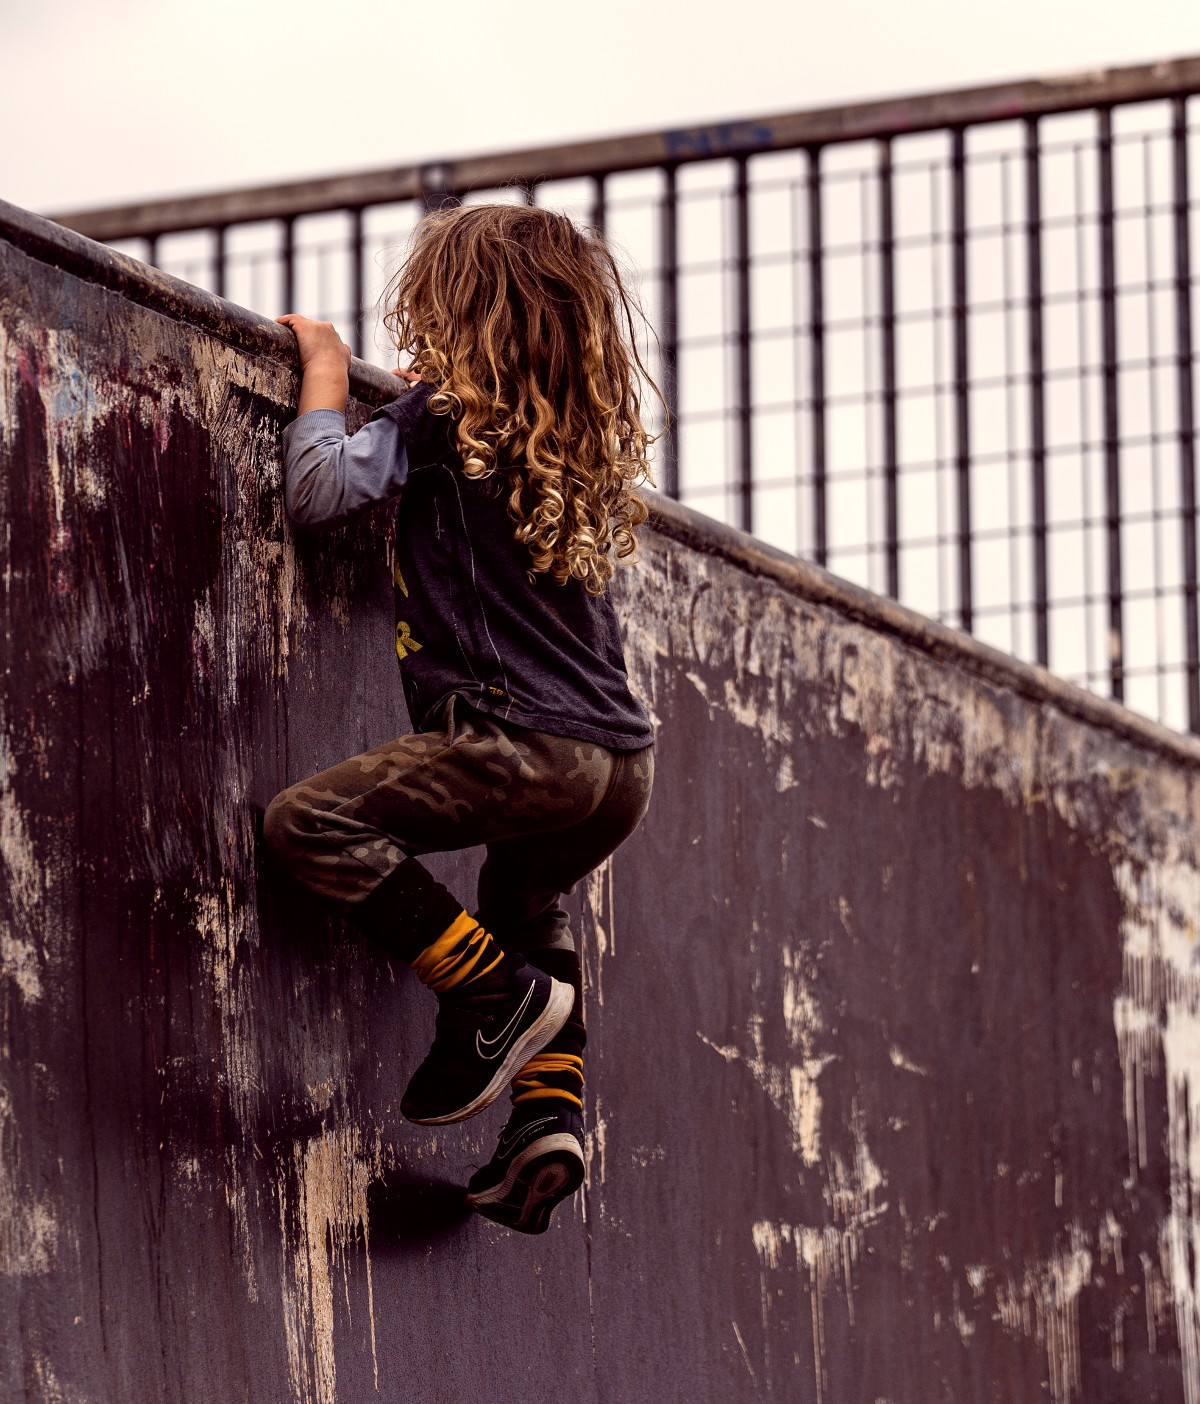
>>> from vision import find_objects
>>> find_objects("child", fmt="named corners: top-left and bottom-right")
top-left (263, 204), bottom-right (658, 1234)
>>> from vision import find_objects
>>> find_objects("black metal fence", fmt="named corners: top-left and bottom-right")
top-left (52, 58), bottom-right (1200, 731)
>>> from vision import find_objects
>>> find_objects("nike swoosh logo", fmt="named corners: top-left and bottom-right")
top-left (476, 982), bottom-right (537, 1061)
top-left (497, 1116), bottom-right (556, 1159)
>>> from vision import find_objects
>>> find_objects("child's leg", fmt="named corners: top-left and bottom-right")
top-left (466, 745), bottom-right (654, 1232)
top-left (261, 700), bottom-right (626, 1124)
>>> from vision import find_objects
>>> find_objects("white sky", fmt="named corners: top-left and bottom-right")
top-left (3, 0), bottom-right (1198, 216)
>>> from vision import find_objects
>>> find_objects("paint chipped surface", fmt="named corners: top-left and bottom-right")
top-left (1113, 857), bottom-right (1200, 1403)
top-left (0, 1085), bottom-right (59, 1276)
top-left (1, 772), bottom-right (43, 939)
top-left (751, 1120), bottom-right (887, 1404)
top-left (0, 931), bottom-right (42, 1005)
top-left (277, 1127), bottom-right (383, 1404)
top-left (994, 1227), bottom-right (1094, 1404)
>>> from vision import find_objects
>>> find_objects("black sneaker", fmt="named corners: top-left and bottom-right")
top-left (465, 1100), bottom-right (585, 1234)
top-left (401, 963), bottom-right (573, 1126)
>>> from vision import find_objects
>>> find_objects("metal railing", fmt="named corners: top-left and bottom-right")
top-left (51, 57), bottom-right (1200, 731)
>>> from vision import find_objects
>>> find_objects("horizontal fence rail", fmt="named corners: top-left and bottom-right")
top-left (50, 56), bottom-right (1200, 731)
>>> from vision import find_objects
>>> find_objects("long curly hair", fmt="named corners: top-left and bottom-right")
top-left (382, 203), bottom-right (661, 594)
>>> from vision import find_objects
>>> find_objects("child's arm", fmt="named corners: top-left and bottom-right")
top-left (276, 314), bottom-right (351, 414)
top-left (276, 313), bottom-right (413, 531)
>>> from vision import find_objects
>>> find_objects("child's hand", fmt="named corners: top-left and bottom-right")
top-left (391, 368), bottom-right (423, 387)
top-left (276, 314), bottom-right (351, 372)
top-left (276, 313), bottom-right (351, 415)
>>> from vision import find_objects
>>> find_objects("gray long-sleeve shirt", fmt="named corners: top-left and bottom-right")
top-left (280, 408), bottom-right (409, 529)
top-left (278, 389), bottom-right (654, 751)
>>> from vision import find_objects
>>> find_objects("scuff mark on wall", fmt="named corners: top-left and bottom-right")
top-left (193, 883), bottom-right (263, 1135)
top-left (994, 1226), bottom-right (1094, 1404)
top-left (223, 1147), bottom-right (260, 1306)
top-left (582, 859), bottom-right (615, 1211)
top-left (584, 1093), bottom-right (610, 1196)
top-left (29, 1353), bottom-right (85, 1404)
top-left (619, 534), bottom-right (1104, 826)
top-left (701, 1018), bottom-right (834, 1169)
top-left (751, 1121), bottom-right (887, 1404)
top-left (0, 1084), bottom-right (59, 1276)
top-left (277, 1126), bottom-right (384, 1404)
top-left (701, 938), bottom-right (833, 1167)
top-left (1113, 857), bottom-right (1200, 1404)
top-left (0, 931), bottom-right (42, 1006)
top-left (1, 765), bottom-right (42, 938)
top-left (583, 857), bottom-right (615, 1009)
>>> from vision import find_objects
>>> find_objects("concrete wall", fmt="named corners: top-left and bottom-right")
top-left (4, 198), bottom-right (1200, 1403)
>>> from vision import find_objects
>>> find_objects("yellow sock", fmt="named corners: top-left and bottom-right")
top-left (512, 1051), bottom-right (584, 1109)
top-left (409, 912), bottom-right (506, 993)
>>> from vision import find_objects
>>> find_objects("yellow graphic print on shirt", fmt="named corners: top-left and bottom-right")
top-left (392, 555), bottom-right (423, 662)
top-left (396, 620), bottom-right (423, 662)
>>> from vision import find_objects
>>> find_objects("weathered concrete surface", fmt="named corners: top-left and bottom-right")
top-left (4, 197), bottom-right (1200, 1402)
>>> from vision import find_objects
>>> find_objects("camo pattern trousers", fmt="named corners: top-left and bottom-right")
top-left (262, 696), bottom-right (654, 953)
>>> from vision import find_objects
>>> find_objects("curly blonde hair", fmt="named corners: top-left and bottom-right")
top-left (382, 203), bottom-right (661, 594)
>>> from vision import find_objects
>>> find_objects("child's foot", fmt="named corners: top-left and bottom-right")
top-left (465, 1100), bottom-right (585, 1234)
top-left (400, 963), bottom-right (573, 1125)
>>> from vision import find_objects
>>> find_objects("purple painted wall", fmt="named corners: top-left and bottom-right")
top-left (4, 200), bottom-right (1200, 1403)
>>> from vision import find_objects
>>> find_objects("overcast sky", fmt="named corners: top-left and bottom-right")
top-left (3, 0), bottom-right (1198, 217)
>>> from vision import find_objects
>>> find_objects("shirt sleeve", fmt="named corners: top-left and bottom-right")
top-left (280, 409), bottom-right (410, 530)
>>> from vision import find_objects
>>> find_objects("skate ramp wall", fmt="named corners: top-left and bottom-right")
top-left (4, 198), bottom-right (1200, 1404)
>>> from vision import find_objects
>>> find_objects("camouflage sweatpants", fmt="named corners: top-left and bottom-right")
top-left (262, 695), bottom-right (654, 957)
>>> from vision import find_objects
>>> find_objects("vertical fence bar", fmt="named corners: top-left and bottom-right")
top-left (145, 236), bottom-right (158, 269)
top-left (733, 156), bottom-right (753, 533)
top-left (1097, 106), bottom-right (1125, 702)
top-left (591, 175), bottom-right (607, 238)
top-left (1141, 134), bottom-right (1169, 722)
top-left (1025, 117), bottom-right (1050, 667)
top-left (659, 166), bottom-right (680, 499)
top-left (878, 138), bottom-right (899, 598)
top-left (421, 165), bottom-right (456, 216)
top-left (1173, 96), bottom-right (1200, 731)
top-left (212, 227), bottom-right (226, 300)
top-left (349, 207), bottom-right (365, 361)
top-left (950, 127), bottom-right (973, 634)
top-left (281, 216), bottom-right (296, 315)
top-left (808, 146), bottom-right (828, 565)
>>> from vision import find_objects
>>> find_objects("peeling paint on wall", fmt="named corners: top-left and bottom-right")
top-left (277, 1127), bottom-right (383, 1404)
top-left (752, 1117), bottom-right (888, 1404)
top-left (1114, 858), bottom-right (1200, 1404)
top-left (994, 1227), bottom-right (1094, 1404)
top-left (0, 1086), bottom-right (59, 1276)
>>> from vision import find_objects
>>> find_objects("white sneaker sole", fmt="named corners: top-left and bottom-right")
top-left (406, 977), bottom-right (574, 1126)
top-left (465, 1133), bottom-right (585, 1207)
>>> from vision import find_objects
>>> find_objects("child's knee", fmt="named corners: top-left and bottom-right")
top-left (262, 788), bottom-right (305, 863)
